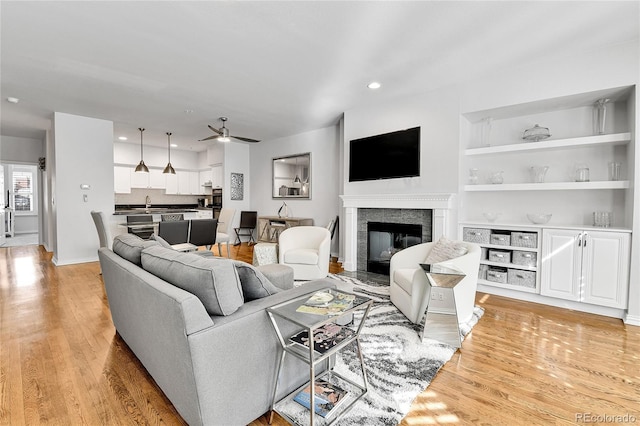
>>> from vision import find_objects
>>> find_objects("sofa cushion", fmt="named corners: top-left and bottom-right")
top-left (283, 248), bottom-right (319, 265)
top-left (424, 237), bottom-right (468, 264)
top-left (141, 245), bottom-right (244, 316)
top-left (112, 234), bottom-right (159, 266)
top-left (232, 260), bottom-right (282, 301)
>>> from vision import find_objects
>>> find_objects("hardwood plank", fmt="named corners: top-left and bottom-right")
top-left (1, 244), bottom-right (638, 426)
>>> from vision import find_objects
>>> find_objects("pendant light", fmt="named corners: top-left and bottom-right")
top-left (163, 132), bottom-right (176, 174)
top-left (293, 156), bottom-right (301, 184)
top-left (134, 127), bottom-right (149, 173)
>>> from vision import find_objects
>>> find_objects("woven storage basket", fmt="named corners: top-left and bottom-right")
top-left (486, 267), bottom-right (508, 284)
top-left (512, 250), bottom-right (537, 267)
top-left (463, 227), bottom-right (490, 244)
top-left (490, 233), bottom-right (511, 246)
top-left (488, 249), bottom-right (511, 263)
top-left (511, 231), bottom-right (537, 248)
top-left (508, 269), bottom-right (536, 289)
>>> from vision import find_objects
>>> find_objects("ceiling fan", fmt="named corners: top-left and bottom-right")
top-left (199, 117), bottom-right (260, 143)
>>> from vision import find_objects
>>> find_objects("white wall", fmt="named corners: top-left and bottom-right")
top-left (223, 142), bottom-right (251, 232)
top-left (343, 84), bottom-right (461, 197)
top-left (114, 141), bottom-right (201, 170)
top-left (250, 126), bottom-right (341, 252)
top-left (52, 113), bottom-right (114, 265)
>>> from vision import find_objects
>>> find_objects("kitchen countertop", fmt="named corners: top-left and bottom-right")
top-left (113, 204), bottom-right (203, 215)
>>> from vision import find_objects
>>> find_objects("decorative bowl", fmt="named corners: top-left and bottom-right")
top-left (527, 213), bottom-right (552, 224)
top-left (483, 212), bottom-right (501, 223)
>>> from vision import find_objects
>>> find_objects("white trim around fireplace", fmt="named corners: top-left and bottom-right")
top-left (339, 193), bottom-right (456, 272)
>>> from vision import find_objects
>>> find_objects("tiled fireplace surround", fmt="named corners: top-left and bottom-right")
top-left (340, 193), bottom-right (456, 272)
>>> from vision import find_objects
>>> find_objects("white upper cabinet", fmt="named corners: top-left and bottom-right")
top-left (114, 166), bottom-right (131, 193)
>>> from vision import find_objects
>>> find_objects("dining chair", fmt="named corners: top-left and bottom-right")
top-left (233, 211), bottom-right (257, 245)
top-left (188, 219), bottom-right (218, 250)
top-left (158, 220), bottom-right (190, 245)
top-left (216, 208), bottom-right (236, 257)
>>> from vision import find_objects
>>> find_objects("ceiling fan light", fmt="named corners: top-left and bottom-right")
top-left (217, 136), bottom-right (230, 142)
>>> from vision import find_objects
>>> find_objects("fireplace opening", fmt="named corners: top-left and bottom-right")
top-left (367, 222), bottom-right (422, 275)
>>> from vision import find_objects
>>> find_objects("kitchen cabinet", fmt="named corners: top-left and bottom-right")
top-left (199, 169), bottom-right (213, 187)
top-left (130, 169), bottom-right (165, 189)
top-left (114, 166), bottom-right (131, 193)
top-left (188, 171), bottom-right (201, 195)
top-left (149, 169), bottom-right (166, 189)
top-left (177, 171), bottom-right (190, 194)
top-left (540, 228), bottom-right (630, 309)
top-left (211, 165), bottom-right (223, 188)
top-left (165, 173), bottom-right (178, 194)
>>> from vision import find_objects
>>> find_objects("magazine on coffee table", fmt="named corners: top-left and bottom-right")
top-left (293, 379), bottom-right (348, 418)
top-left (296, 290), bottom-right (356, 316)
top-left (289, 323), bottom-right (355, 354)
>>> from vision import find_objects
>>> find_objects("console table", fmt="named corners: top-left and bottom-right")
top-left (257, 216), bottom-right (313, 243)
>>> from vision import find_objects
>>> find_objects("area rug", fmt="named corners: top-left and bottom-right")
top-left (278, 273), bottom-right (484, 425)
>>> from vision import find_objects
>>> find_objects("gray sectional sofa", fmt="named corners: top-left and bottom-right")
top-left (98, 234), bottom-right (336, 425)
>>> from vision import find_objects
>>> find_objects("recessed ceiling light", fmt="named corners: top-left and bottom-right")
top-left (367, 82), bottom-right (381, 90)
top-left (170, 144), bottom-right (178, 147)
top-left (118, 136), bottom-right (128, 141)
top-left (7, 97), bottom-right (19, 104)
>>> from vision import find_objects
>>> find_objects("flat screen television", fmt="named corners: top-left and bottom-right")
top-left (349, 126), bottom-right (420, 182)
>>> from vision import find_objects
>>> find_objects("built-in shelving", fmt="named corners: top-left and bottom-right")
top-left (465, 180), bottom-right (630, 192)
top-left (465, 132), bottom-right (630, 156)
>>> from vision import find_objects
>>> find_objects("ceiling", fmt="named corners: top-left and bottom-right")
top-left (1, 1), bottom-right (638, 152)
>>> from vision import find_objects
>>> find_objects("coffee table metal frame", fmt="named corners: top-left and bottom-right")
top-left (266, 287), bottom-right (373, 425)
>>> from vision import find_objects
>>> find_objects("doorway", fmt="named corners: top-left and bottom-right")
top-left (1, 163), bottom-right (40, 247)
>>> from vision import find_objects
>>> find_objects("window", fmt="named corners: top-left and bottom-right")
top-left (12, 169), bottom-right (34, 212)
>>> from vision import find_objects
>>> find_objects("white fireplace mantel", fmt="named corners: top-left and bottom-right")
top-left (339, 193), bottom-right (456, 271)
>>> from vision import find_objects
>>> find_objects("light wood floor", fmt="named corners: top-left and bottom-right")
top-left (1, 244), bottom-right (638, 425)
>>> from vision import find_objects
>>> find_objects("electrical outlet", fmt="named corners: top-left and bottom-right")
top-left (438, 293), bottom-right (444, 301)
top-left (431, 292), bottom-right (437, 300)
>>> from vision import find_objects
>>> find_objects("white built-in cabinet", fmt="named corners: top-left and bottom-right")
top-left (540, 228), bottom-right (630, 309)
top-left (115, 165), bottom-right (210, 195)
top-left (459, 85), bottom-right (635, 319)
top-left (211, 164), bottom-right (223, 188)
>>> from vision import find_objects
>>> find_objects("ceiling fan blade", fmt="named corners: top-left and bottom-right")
top-left (198, 135), bottom-right (219, 141)
top-left (231, 135), bottom-right (261, 143)
top-left (208, 124), bottom-right (223, 135)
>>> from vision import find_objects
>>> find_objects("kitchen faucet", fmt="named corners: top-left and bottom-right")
top-left (145, 195), bottom-right (151, 209)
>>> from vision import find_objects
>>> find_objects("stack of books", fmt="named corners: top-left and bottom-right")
top-left (289, 323), bottom-right (355, 354)
top-left (293, 379), bottom-right (348, 418)
top-left (296, 290), bottom-right (356, 316)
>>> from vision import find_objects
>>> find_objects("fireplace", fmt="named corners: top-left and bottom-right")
top-left (367, 222), bottom-right (423, 275)
top-left (340, 193), bottom-right (455, 272)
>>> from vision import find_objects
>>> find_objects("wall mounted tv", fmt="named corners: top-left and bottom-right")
top-left (349, 126), bottom-right (420, 182)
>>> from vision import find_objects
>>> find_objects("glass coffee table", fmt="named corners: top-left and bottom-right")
top-left (266, 287), bottom-right (372, 425)
top-left (419, 263), bottom-right (466, 348)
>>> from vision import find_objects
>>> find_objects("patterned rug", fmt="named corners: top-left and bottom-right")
top-left (279, 273), bottom-right (483, 425)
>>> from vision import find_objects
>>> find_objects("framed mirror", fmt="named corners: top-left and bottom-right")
top-left (272, 152), bottom-right (311, 199)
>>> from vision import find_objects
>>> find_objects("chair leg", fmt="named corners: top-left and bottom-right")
top-left (225, 242), bottom-right (230, 258)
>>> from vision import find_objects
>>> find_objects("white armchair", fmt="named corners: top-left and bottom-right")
top-left (389, 241), bottom-right (481, 324)
top-left (278, 226), bottom-right (330, 280)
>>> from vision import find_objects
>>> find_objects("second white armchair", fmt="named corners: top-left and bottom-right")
top-left (278, 226), bottom-right (331, 280)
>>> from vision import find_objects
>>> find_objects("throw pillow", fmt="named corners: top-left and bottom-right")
top-left (112, 234), bottom-right (158, 266)
top-left (424, 237), bottom-right (469, 264)
top-left (232, 260), bottom-right (282, 301)
top-left (141, 245), bottom-right (244, 316)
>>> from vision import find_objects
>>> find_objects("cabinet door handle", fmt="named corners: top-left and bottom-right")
top-left (583, 232), bottom-right (588, 247)
top-left (577, 234), bottom-right (582, 247)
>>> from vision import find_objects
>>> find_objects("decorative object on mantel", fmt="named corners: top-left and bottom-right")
top-left (530, 166), bottom-right (549, 183)
top-left (593, 211), bottom-right (612, 228)
top-left (593, 98), bottom-right (610, 135)
top-left (230, 172), bottom-right (244, 200)
top-left (522, 124), bottom-right (551, 142)
top-left (608, 161), bottom-right (622, 181)
top-left (478, 116), bottom-right (492, 147)
top-left (134, 127), bottom-right (149, 173)
top-left (162, 132), bottom-right (176, 174)
top-left (277, 202), bottom-right (289, 218)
